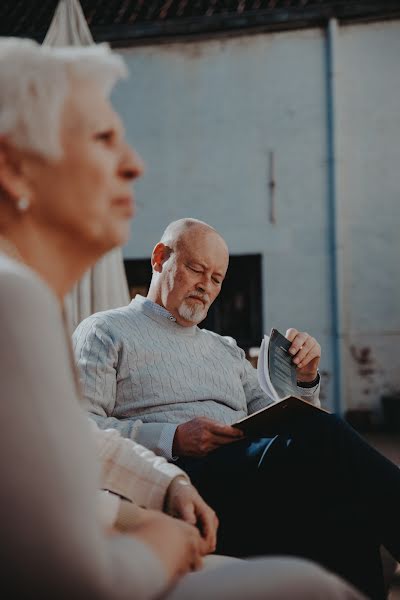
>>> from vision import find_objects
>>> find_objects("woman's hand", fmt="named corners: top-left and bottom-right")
top-left (132, 510), bottom-right (204, 584)
top-left (165, 477), bottom-right (219, 554)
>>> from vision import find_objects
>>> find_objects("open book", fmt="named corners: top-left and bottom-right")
top-left (232, 328), bottom-right (326, 436)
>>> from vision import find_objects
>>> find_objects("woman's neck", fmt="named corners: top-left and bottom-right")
top-left (0, 225), bottom-right (100, 302)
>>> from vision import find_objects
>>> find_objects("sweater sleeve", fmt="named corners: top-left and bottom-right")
top-left (73, 317), bottom-right (179, 457)
top-left (0, 263), bottom-right (167, 600)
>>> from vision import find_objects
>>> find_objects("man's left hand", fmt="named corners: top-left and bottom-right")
top-left (285, 328), bottom-right (321, 383)
top-left (165, 477), bottom-right (218, 555)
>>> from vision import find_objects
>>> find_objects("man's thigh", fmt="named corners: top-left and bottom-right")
top-left (165, 557), bottom-right (366, 600)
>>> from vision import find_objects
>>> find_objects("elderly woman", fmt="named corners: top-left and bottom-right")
top-left (0, 38), bottom-right (365, 600)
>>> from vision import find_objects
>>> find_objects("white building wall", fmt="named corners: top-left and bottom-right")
top-left (337, 20), bottom-right (400, 412)
top-left (111, 20), bottom-right (400, 413)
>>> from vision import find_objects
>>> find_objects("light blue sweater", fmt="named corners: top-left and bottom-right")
top-left (73, 295), bottom-right (319, 459)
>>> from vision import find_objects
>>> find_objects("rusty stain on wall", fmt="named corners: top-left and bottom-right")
top-left (350, 345), bottom-right (375, 397)
top-left (349, 345), bottom-right (387, 403)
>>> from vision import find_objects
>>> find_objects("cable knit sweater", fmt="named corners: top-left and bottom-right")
top-left (73, 295), bottom-right (320, 459)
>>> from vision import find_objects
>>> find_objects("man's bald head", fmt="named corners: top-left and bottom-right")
top-left (147, 218), bottom-right (229, 327)
top-left (159, 218), bottom-right (228, 254)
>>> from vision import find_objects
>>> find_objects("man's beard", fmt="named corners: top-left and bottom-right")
top-left (178, 296), bottom-right (209, 324)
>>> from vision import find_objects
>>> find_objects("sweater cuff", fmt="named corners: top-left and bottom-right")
top-left (135, 422), bottom-right (178, 460)
top-left (296, 373), bottom-right (321, 407)
top-left (297, 373), bottom-right (320, 388)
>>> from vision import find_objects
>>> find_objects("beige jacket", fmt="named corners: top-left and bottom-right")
top-left (93, 422), bottom-right (189, 526)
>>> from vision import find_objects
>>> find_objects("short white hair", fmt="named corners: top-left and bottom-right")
top-left (0, 37), bottom-right (127, 158)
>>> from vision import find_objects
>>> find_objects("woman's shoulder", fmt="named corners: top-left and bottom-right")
top-left (0, 254), bottom-right (58, 315)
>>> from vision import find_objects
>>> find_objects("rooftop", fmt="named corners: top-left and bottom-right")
top-left (1, 0), bottom-right (400, 45)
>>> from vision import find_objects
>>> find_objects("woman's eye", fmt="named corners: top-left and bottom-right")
top-left (95, 131), bottom-right (113, 144)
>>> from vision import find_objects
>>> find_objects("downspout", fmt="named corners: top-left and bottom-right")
top-left (326, 18), bottom-right (344, 414)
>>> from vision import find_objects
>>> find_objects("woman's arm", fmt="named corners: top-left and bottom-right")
top-left (0, 262), bottom-right (169, 600)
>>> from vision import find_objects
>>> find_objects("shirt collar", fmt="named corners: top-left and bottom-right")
top-left (137, 295), bottom-right (177, 322)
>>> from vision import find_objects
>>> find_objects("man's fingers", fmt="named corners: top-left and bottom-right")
top-left (292, 337), bottom-right (314, 364)
top-left (288, 331), bottom-right (309, 356)
top-left (285, 328), bottom-right (298, 342)
top-left (208, 423), bottom-right (243, 438)
top-left (210, 434), bottom-right (242, 448)
top-left (297, 347), bottom-right (320, 369)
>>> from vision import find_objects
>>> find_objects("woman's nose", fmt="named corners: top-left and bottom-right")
top-left (120, 144), bottom-right (145, 181)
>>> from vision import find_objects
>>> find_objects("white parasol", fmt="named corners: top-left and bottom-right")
top-left (43, 0), bottom-right (131, 331)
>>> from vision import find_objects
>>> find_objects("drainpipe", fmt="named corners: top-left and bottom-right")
top-left (325, 18), bottom-right (344, 415)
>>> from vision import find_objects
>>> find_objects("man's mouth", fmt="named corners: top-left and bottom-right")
top-left (187, 296), bottom-right (206, 306)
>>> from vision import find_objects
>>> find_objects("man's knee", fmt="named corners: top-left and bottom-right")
top-left (267, 557), bottom-right (366, 600)
top-left (166, 556), bottom-right (365, 600)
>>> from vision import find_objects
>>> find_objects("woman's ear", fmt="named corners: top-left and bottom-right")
top-left (0, 140), bottom-right (31, 206)
top-left (152, 242), bottom-right (172, 273)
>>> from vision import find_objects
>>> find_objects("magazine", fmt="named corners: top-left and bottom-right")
top-left (232, 328), bottom-right (326, 436)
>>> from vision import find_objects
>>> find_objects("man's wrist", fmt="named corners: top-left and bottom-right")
top-left (172, 425), bottom-right (182, 457)
top-left (297, 372), bottom-right (320, 388)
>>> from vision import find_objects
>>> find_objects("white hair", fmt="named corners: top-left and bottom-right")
top-left (0, 37), bottom-right (127, 158)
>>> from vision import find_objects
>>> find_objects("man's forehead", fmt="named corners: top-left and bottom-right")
top-left (179, 235), bottom-right (229, 271)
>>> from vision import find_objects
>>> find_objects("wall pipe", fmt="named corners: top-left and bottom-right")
top-left (326, 18), bottom-right (344, 414)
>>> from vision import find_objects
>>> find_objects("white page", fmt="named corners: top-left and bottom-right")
top-left (257, 334), bottom-right (280, 402)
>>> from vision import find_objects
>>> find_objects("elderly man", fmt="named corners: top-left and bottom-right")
top-left (74, 218), bottom-right (400, 600)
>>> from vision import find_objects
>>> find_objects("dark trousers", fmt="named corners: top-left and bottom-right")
top-left (177, 411), bottom-right (400, 600)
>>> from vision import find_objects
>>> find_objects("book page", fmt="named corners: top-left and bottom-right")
top-left (268, 329), bottom-right (298, 399)
top-left (257, 334), bottom-right (280, 402)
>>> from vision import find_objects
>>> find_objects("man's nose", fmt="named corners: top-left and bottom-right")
top-left (197, 276), bottom-right (211, 294)
top-left (119, 143), bottom-right (145, 181)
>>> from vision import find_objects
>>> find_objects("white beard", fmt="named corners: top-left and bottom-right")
top-left (178, 299), bottom-right (208, 324)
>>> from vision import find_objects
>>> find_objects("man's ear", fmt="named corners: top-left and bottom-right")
top-left (152, 242), bottom-right (172, 273)
top-left (0, 140), bottom-right (31, 204)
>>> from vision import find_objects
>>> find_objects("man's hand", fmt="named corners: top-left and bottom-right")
top-left (173, 416), bottom-right (244, 458)
top-left (165, 477), bottom-right (218, 554)
top-left (285, 328), bottom-right (321, 382)
top-left (132, 510), bottom-right (204, 583)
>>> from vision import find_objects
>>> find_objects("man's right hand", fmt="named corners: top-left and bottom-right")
top-left (132, 511), bottom-right (204, 583)
top-left (173, 417), bottom-right (244, 457)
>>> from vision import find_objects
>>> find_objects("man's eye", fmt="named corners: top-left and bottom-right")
top-left (212, 278), bottom-right (221, 285)
top-left (188, 266), bottom-right (201, 273)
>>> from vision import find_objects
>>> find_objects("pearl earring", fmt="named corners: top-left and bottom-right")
top-left (17, 197), bottom-right (30, 212)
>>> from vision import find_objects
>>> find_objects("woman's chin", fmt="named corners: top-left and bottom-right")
top-left (85, 236), bottom-right (125, 261)
top-left (116, 222), bottom-right (131, 246)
